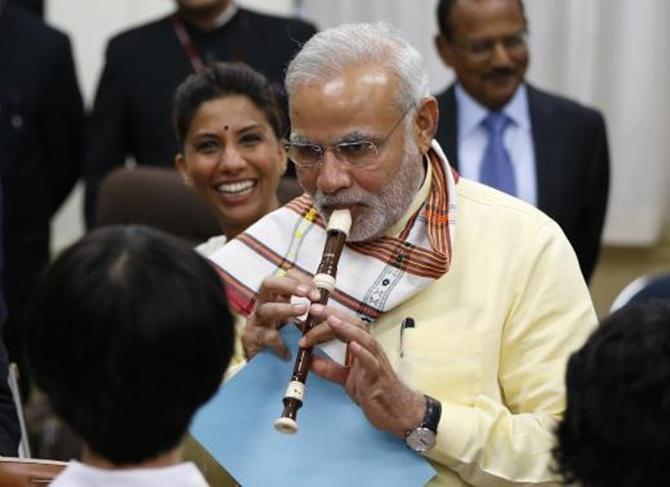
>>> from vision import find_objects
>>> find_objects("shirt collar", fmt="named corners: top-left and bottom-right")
top-left (211, 1), bottom-right (238, 29)
top-left (62, 460), bottom-right (208, 484)
top-left (455, 83), bottom-right (531, 135)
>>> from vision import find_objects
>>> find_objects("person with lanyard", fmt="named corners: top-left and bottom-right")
top-left (433, 0), bottom-right (610, 283)
top-left (207, 22), bottom-right (597, 486)
top-left (84, 0), bottom-right (317, 227)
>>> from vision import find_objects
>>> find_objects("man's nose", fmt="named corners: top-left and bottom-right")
top-left (316, 150), bottom-right (352, 194)
top-left (490, 42), bottom-right (513, 66)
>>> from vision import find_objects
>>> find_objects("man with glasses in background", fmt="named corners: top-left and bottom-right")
top-left (434, 0), bottom-right (610, 283)
top-left (209, 21), bottom-right (597, 486)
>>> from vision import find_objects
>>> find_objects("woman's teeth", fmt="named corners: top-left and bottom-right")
top-left (217, 180), bottom-right (256, 194)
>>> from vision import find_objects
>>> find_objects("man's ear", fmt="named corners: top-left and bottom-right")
top-left (278, 142), bottom-right (288, 176)
top-left (414, 97), bottom-right (439, 154)
top-left (435, 33), bottom-right (454, 68)
top-left (174, 153), bottom-right (193, 188)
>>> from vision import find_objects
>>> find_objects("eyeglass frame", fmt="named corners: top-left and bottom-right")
top-left (449, 29), bottom-right (528, 60)
top-left (284, 101), bottom-right (417, 170)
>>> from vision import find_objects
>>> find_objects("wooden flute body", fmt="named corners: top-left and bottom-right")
top-left (274, 209), bottom-right (351, 434)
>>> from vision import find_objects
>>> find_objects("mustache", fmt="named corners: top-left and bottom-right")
top-left (313, 189), bottom-right (374, 207)
top-left (484, 68), bottom-right (516, 79)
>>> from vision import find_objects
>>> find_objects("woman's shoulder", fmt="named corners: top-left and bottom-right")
top-left (195, 235), bottom-right (228, 257)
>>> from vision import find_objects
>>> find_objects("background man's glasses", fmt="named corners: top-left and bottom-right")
top-left (285, 102), bottom-right (416, 170)
top-left (451, 31), bottom-right (527, 60)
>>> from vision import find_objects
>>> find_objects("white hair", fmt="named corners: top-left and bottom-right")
top-left (285, 22), bottom-right (429, 111)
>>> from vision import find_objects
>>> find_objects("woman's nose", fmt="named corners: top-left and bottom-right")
top-left (219, 145), bottom-right (247, 172)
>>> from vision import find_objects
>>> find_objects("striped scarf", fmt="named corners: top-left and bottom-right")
top-left (208, 140), bottom-right (458, 326)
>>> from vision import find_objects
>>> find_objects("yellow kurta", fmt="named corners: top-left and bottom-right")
top-left (222, 164), bottom-right (596, 486)
top-left (371, 168), bottom-right (597, 485)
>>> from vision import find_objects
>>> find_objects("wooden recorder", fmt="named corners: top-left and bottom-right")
top-left (273, 209), bottom-right (352, 434)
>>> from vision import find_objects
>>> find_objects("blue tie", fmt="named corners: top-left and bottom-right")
top-left (479, 112), bottom-right (517, 196)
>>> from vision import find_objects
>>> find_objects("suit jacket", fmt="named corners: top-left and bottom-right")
top-left (0, 4), bottom-right (83, 408)
top-left (84, 8), bottom-right (317, 226)
top-left (0, 179), bottom-right (21, 457)
top-left (435, 83), bottom-right (609, 281)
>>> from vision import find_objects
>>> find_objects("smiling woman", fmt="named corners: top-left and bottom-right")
top-left (173, 62), bottom-right (289, 248)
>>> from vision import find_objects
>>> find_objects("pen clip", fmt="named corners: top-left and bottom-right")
top-left (399, 317), bottom-right (415, 358)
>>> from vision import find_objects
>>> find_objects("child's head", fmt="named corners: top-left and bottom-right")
top-left (555, 301), bottom-right (670, 486)
top-left (25, 225), bottom-right (235, 465)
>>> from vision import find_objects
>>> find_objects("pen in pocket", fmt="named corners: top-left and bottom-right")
top-left (399, 317), bottom-right (415, 358)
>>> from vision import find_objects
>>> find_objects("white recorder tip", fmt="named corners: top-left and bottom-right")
top-left (327, 209), bottom-right (352, 237)
top-left (274, 417), bottom-right (299, 435)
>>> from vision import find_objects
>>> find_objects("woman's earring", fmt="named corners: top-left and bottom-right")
top-left (181, 176), bottom-right (193, 188)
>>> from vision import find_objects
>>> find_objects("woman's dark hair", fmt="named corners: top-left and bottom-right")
top-left (25, 225), bottom-right (235, 465)
top-left (554, 301), bottom-right (670, 486)
top-left (173, 61), bottom-right (284, 147)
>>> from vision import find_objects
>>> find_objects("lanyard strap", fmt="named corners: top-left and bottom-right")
top-left (172, 15), bottom-right (205, 73)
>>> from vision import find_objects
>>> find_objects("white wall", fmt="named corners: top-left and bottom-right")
top-left (524, 0), bottom-right (670, 246)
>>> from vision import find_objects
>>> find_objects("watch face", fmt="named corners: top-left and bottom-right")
top-left (406, 427), bottom-right (436, 452)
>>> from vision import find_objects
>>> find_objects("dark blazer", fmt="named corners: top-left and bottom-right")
top-left (0, 180), bottom-right (20, 457)
top-left (0, 4), bottom-right (83, 403)
top-left (435, 84), bottom-right (609, 282)
top-left (84, 8), bottom-right (317, 226)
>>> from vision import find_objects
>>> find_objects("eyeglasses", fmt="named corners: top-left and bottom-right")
top-left (451, 31), bottom-right (528, 61)
top-left (285, 103), bottom-right (416, 170)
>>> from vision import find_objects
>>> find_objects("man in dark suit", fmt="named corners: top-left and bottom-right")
top-left (0, 0), bottom-right (84, 393)
top-left (0, 180), bottom-right (21, 456)
top-left (433, 0), bottom-right (609, 282)
top-left (7, 0), bottom-right (41, 17)
top-left (84, 0), bottom-right (317, 227)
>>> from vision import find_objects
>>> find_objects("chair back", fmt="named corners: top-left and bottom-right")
top-left (610, 272), bottom-right (670, 312)
top-left (96, 167), bottom-right (304, 244)
top-left (7, 364), bottom-right (30, 458)
top-left (0, 457), bottom-right (67, 485)
top-left (96, 167), bottom-right (219, 244)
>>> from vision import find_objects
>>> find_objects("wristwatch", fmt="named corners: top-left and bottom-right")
top-left (405, 394), bottom-right (441, 452)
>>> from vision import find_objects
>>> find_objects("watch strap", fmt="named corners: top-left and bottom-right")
top-left (421, 394), bottom-right (442, 433)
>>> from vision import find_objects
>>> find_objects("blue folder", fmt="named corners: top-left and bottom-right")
top-left (190, 325), bottom-right (436, 486)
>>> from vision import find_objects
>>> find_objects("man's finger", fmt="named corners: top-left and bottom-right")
top-left (299, 305), bottom-right (368, 348)
top-left (348, 340), bottom-right (380, 375)
top-left (253, 301), bottom-right (308, 322)
top-left (257, 274), bottom-right (316, 302)
top-left (308, 304), bottom-right (368, 330)
top-left (311, 355), bottom-right (348, 385)
top-left (298, 321), bottom-right (334, 348)
top-left (241, 326), bottom-right (264, 360)
top-left (265, 328), bottom-right (291, 360)
top-left (327, 315), bottom-right (377, 352)
top-left (284, 269), bottom-right (321, 301)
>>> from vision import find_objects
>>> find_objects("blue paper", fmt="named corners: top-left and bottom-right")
top-left (191, 325), bottom-right (436, 486)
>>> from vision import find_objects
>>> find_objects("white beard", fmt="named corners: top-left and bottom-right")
top-left (313, 135), bottom-right (425, 242)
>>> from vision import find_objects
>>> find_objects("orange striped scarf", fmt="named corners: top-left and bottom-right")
top-left (209, 141), bottom-right (458, 323)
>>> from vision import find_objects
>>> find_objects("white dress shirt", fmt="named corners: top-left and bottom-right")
top-left (50, 460), bottom-right (209, 487)
top-left (455, 83), bottom-right (537, 206)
